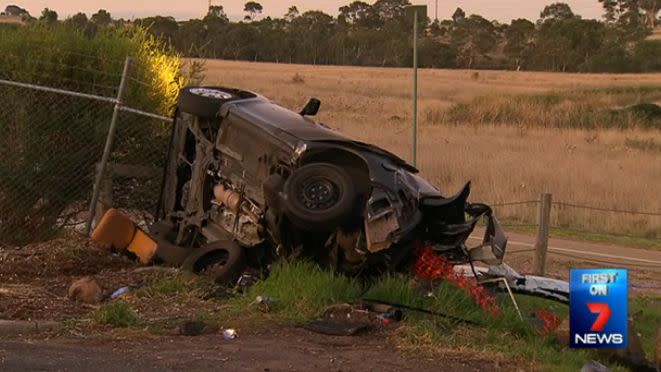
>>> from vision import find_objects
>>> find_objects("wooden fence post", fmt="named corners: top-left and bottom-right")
top-left (533, 193), bottom-right (553, 276)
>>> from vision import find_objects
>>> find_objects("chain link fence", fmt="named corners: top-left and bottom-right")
top-left (0, 62), bottom-right (172, 246)
top-left (101, 110), bottom-right (171, 230)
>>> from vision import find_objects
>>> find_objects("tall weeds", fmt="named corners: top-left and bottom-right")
top-left (442, 86), bottom-right (661, 129)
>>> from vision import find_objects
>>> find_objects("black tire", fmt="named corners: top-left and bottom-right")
top-left (283, 163), bottom-right (357, 232)
top-left (182, 240), bottom-right (246, 285)
top-left (177, 86), bottom-right (238, 118)
top-left (150, 221), bottom-right (192, 265)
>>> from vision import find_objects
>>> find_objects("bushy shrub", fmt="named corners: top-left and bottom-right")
top-left (633, 40), bottom-right (661, 72)
top-left (0, 24), bottom-right (186, 244)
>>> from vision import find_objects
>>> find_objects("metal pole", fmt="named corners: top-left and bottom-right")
top-left (412, 10), bottom-right (418, 167)
top-left (85, 57), bottom-right (132, 235)
top-left (435, 0), bottom-right (438, 21)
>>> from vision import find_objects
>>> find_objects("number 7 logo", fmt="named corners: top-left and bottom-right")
top-left (587, 303), bottom-right (612, 332)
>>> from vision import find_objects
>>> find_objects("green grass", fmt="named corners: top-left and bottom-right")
top-left (93, 301), bottom-right (140, 327)
top-left (223, 261), bottom-right (661, 371)
top-left (231, 261), bottom-right (363, 322)
top-left (631, 296), bottom-right (661, 359)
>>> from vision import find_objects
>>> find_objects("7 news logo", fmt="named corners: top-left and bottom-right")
top-left (570, 269), bottom-right (628, 348)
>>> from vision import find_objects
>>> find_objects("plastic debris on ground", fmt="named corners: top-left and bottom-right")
top-left (253, 295), bottom-right (275, 312)
top-left (223, 328), bottom-right (238, 340)
top-left (235, 272), bottom-right (260, 293)
top-left (110, 286), bottom-right (131, 299)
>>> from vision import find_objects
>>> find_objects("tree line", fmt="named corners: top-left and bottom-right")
top-left (3, 1), bottom-right (661, 72)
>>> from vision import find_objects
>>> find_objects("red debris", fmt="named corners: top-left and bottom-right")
top-left (413, 245), bottom-right (500, 315)
top-left (532, 309), bottom-right (563, 335)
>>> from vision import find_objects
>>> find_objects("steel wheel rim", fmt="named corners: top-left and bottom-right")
top-left (298, 176), bottom-right (340, 211)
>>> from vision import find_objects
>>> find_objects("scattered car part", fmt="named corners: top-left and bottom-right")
top-left (91, 208), bottom-right (157, 264)
top-left (455, 263), bottom-right (570, 303)
top-left (235, 272), bottom-right (259, 293)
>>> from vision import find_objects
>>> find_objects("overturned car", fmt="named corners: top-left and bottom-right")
top-left (148, 86), bottom-right (507, 283)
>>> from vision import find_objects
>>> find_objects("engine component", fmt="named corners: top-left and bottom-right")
top-left (214, 184), bottom-right (241, 211)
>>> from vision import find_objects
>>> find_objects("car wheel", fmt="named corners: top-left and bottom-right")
top-left (182, 240), bottom-right (246, 285)
top-left (177, 86), bottom-right (238, 118)
top-left (283, 163), bottom-right (357, 232)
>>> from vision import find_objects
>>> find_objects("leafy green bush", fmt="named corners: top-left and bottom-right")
top-left (633, 40), bottom-right (661, 73)
top-left (0, 24), bottom-right (185, 244)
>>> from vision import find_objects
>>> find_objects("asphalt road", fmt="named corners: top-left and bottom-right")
top-left (469, 230), bottom-right (661, 273)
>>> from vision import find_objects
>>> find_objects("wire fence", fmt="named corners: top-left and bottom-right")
top-left (0, 57), bottom-right (659, 254)
top-left (0, 58), bottom-right (172, 247)
top-left (488, 198), bottom-right (661, 243)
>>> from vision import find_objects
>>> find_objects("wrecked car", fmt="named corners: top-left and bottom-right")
top-left (148, 86), bottom-right (508, 283)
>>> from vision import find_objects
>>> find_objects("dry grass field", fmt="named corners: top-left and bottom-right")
top-left (195, 59), bottom-right (661, 238)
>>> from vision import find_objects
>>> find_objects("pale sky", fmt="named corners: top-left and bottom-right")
top-left (3, 0), bottom-right (605, 22)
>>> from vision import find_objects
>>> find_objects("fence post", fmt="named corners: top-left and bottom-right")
top-left (533, 193), bottom-right (553, 276)
top-left (85, 57), bottom-right (132, 235)
top-left (95, 176), bottom-right (113, 227)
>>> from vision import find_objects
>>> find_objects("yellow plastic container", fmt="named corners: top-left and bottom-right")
top-left (91, 208), bottom-right (157, 264)
top-left (90, 208), bottom-right (135, 251)
top-left (127, 228), bottom-right (158, 264)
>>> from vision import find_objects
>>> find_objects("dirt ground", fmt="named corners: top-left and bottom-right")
top-left (2, 232), bottom-right (658, 322)
top-left (0, 325), bottom-right (503, 372)
top-left (0, 236), bottom-right (503, 370)
top-left (1, 236), bottom-right (144, 320)
top-left (1, 234), bottom-right (658, 371)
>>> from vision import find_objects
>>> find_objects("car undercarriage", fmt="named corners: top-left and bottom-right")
top-left (143, 86), bottom-right (508, 284)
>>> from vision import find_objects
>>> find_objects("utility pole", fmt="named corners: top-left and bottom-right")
top-left (405, 5), bottom-right (427, 167)
top-left (435, 0), bottom-right (438, 21)
top-left (413, 10), bottom-right (418, 166)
